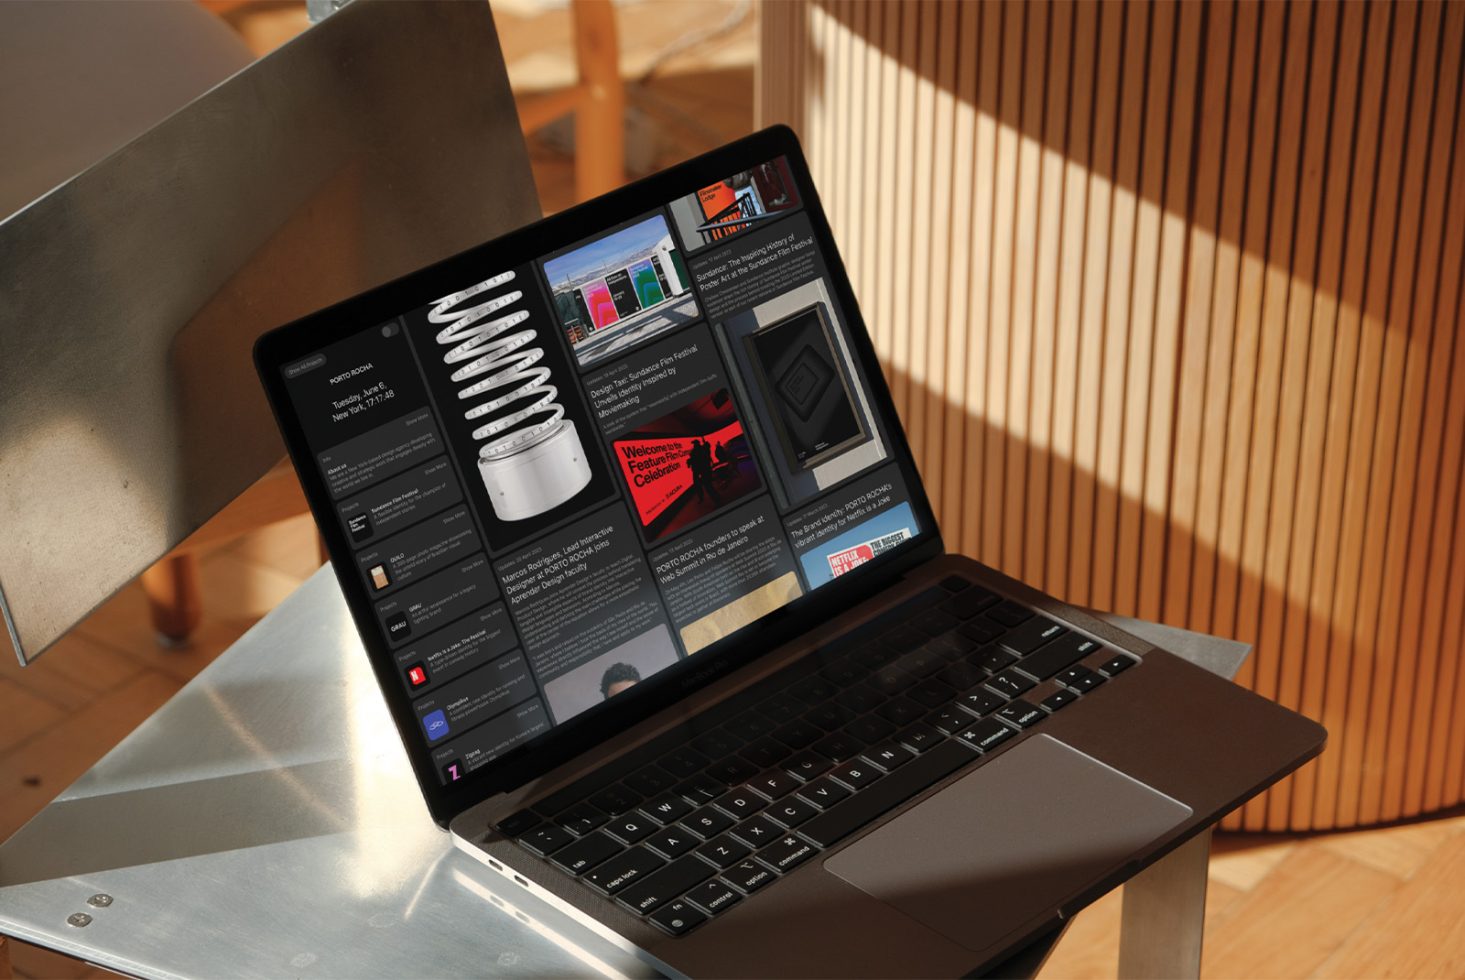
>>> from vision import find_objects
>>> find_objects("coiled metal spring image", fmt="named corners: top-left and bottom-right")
top-left (429, 270), bottom-right (592, 522)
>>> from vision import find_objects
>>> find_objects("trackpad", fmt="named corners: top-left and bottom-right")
top-left (823, 735), bottom-right (1192, 952)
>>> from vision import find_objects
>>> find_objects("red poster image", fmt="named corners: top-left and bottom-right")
top-left (611, 390), bottom-right (762, 543)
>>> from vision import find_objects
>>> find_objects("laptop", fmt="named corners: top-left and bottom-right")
top-left (254, 126), bottom-right (1326, 977)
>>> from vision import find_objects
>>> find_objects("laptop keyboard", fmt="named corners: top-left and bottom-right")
top-left (491, 575), bottom-right (1138, 936)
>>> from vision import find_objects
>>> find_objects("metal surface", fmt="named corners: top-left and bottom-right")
top-left (0, 567), bottom-right (1247, 979)
top-left (0, 0), bottom-right (541, 664)
top-left (0, 569), bottom-right (645, 980)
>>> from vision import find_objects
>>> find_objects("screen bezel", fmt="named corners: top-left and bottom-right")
top-left (254, 126), bottom-right (944, 825)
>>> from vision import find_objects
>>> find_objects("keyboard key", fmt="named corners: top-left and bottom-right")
top-left (783, 750), bottom-right (833, 781)
top-left (724, 710), bottom-right (775, 742)
top-left (729, 814), bottom-right (783, 848)
top-left (584, 846), bottom-right (665, 894)
top-left (644, 826), bottom-right (697, 858)
top-left (521, 825), bottom-right (574, 856)
top-left (617, 856), bottom-right (716, 915)
top-left (812, 730), bottom-right (865, 762)
top-left (939, 575), bottom-right (973, 592)
top-left (959, 618), bottom-right (1007, 645)
top-left (836, 684), bottom-right (885, 713)
top-left (739, 737), bottom-right (792, 769)
top-left (820, 657), bottom-right (868, 686)
top-left (1057, 665), bottom-right (1105, 693)
top-left (1100, 654), bottom-right (1136, 676)
top-left (869, 665), bottom-right (915, 695)
top-left (926, 707), bottom-right (976, 735)
top-left (724, 858), bottom-right (776, 894)
top-left (898, 645), bottom-right (948, 677)
top-left (697, 834), bottom-right (752, 868)
top-left (852, 642), bottom-right (901, 671)
top-left (987, 601), bottom-right (1035, 627)
top-left (684, 807), bottom-right (736, 839)
top-left (997, 699), bottom-right (1045, 728)
top-left (797, 776), bottom-right (852, 809)
top-left (913, 608), bottom-right (959, 635)
top-left (496, 809), bottom-right (541, 837)
top-left (551, 831), bottom-right (621, 875)
top-left (691, 730), bottom-right (744, 760)
top-left (658, 747), bottom-right (711, 778)
top-left (757, 692), bottom-right (806, 723)
top-left (686, 879), bottom-right (743, 915)
top-left (938, 661), bottom-right (988, 690)
top-left (865, 743), bottom-right (915, 771)
top-left (805, 702), bottom-right (857, 731)
top-left (907, 677), bottom-right (956, 709)
top-left (957, 718), bottom-right (1018, 753)
top-left (845, 714), bottom-right (898, 744)
top-left (713, 789), bottom-right (767, 820)
top-left (959, 688), bottom-right (1008, 716)
top-left (556, 803), bottom-right (610, 836)
top-left (588, 784), bottom-right (643, 816)
top-left (1042, 688), bottom-right (1078, 711)
top-left (766, 796), bottom-right (819, 827)
top-left (644, 794), bottom-right (694, 825)
top-left (1020, 635), bottom-right (1102, 680)
top-left (975, 646), bottom-right (1019, 674)
top-left (1000, 617), bottom-right (1067, 654)
top-left (988, 669), bottom-right (1036, 698)
top-left (940, 585), bottom-right (1000, 618)
top-left (605, 814), bottom-right (655, 844)
top-left (928, 632), bottom-right (978, 659)
top-left (624, 766), bottom-right (678, 798)
top-left (650, 899), bottom-right (706, 936)
top-left (876, 697), bottom-right (925, 727)
top-left (707, 756), bottom-right (760, 786)
top-left (790, 675), bottom-right (840, 704)
top-left (759, 834), bottom-right (818, 873)
top-left (772, 720), bottom-right (825, 750)
top-left (749, 768), bottom-right (800, 799)
top-left (801, 740), bottom-right (973, 847)
top-left (896, 723), bottom-right (944, 753)
top-left (676, 774), bottom-right (725, 804)
top-left (882, 625), bottom-right (926, 652)
top-left (831, 760), bottom-right (881, 790)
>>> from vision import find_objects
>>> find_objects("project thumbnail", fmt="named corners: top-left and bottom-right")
top-left (745, 304), bottom-right (870, 472)
top-left (668, 156), bottom-right (802, 253)
top-left (541, 213), bottom-right (700, 368)
top-left (798, 502), bottom-right (917, 589)
top-left (540, 624), bottom-right (680, 723)
top-left (611, 389), bottom-right (762, 543)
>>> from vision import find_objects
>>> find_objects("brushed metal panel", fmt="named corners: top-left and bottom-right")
top-left (0, 0), bottom-right (542, 663)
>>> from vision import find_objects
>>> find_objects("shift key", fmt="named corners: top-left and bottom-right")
top-left (616, 856), bottom-right (716, 915)
top-left (800, 739), bottom-right (974, 848)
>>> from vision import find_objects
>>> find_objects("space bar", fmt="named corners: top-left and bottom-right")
top-left (801, 740), bottom-right (975, 848)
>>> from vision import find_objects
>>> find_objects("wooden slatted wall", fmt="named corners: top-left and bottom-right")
top-left (758, 0), bottom-right (1465, 832)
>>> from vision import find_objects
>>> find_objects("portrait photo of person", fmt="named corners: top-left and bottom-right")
top-left (600, 662), bottom-right (642, 700)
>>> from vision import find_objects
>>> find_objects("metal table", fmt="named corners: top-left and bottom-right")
top-left (0, 568), bottom-right (1246, 978)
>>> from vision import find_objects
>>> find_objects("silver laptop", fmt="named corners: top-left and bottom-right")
top-left (255, 126), bottom-right (1326, 977)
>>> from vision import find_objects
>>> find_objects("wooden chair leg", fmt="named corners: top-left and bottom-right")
top-left (141, 553), bottom-right (203, 646)
top-left (571, 0), bottom-right (625, 200)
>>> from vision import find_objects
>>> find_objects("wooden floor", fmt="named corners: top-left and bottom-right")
top-left (4, 2), bottom-right (1465, 977)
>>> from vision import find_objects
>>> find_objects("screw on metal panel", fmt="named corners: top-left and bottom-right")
top-left (87, 894), bottom-right (113, 908)
top-left (67, 912), bottom-right (92, 927)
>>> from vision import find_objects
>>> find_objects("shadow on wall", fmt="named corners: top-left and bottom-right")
top-left (885, 359), bottom-right (1465, 834)
top-left (759, 0), bottom-right (1465, 832)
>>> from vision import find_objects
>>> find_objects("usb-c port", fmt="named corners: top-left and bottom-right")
top-left (488, 858), bottom-right (503, 871)
top-left (513, 874), bottom-right (528, 888)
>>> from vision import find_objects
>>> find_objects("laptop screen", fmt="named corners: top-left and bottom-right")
top-left (262, 131), bottom-right (936, 810)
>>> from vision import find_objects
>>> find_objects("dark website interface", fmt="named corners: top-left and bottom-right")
top-left (283, 156), bottom-right (921, 785)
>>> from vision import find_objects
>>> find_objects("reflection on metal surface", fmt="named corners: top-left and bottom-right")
top-left (0, 570), bottom-right (608, 978)
top-left (0, 0), bottom-right (541, 663)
